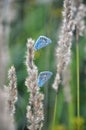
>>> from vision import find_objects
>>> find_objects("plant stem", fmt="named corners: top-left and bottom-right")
top-left (52, 94), bottom-right (57, 130)
top-left (68, 100), bottom-right (74, 130)
top-left (76, 28), bottom-right (80, 129)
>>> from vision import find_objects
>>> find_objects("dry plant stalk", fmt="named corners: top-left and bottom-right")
top-left (53, 0), bottom-right (74, 92)
top-left (72, 0), bottom-right (86, 121)
top-left (0, 88), bottom-right (15, 130)
top-left (5, 66), bottom-right (18, 123)
top-left (73, 0), bottom-right (86, 36)
top-left (25, 38), bottom-right (44, 130)
top-left (62, 65), bottom-right (72, 102)
top-left (62, 0), bottom-right (86, 103)
top-left (60, 0), bottom-right (86, 105)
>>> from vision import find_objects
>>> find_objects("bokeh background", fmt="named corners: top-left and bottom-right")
top-left (0, 0), bottom-right (86, 130)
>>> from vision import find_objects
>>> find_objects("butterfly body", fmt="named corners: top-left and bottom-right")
top-left (34, 36), bottom-right (52, 51)
top-left (38, 71), bottom-right (53, 87)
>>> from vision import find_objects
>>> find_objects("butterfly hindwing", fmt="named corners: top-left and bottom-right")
top-left (38, 71), bottom-right (53, 87)
top-left (34, 36), bottom-right (52, 51)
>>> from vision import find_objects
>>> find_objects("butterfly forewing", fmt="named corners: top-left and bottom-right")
top-left (34, 36), bottom-right (52, 51)
top-left (38, 71), bottom-right (53, 87)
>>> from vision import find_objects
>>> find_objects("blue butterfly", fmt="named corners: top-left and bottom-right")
top-left (34, 36), bottom-right (52, 51)
top-left (38, 71), bottom-right (53, 87)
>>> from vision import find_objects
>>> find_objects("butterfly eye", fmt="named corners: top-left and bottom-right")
top-left (37, 71), bottom-right (53, 87)
top-left (34, 36), bottom-right (52, 51)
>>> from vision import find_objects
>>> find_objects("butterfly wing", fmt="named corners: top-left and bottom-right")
top-left (34, 36), bottom-right (52, 51)
top-left (38, 71), bottom-right (53, 87)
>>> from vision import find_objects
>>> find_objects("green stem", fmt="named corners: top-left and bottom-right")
top-left (52, 94), bottom-right (57, 130)
top-left (76, 29), bottom-right (80, 129)
top-left (68, 99), bottom-right (74, 130)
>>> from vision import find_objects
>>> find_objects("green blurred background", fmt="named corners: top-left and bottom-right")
top-left (2, 0), bottom-right (86, 130)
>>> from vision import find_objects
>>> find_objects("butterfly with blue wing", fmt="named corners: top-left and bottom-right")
top-left (37, 71), bottom-right (53, 87)
top-left (34, 36), bottom-right (52, 51)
